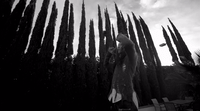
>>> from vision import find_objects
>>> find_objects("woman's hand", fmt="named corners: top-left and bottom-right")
top-left (108, 47), bottom-right (116, 54)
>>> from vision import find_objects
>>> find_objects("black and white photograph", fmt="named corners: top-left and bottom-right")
top-left (1, 0), bottom-right (200, 110)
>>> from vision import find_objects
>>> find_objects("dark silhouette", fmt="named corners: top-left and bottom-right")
top-left (36, 2), bottom-right (58, 108)
top-left (168, 18), bottom-right (195, 65)
top-left (115, 3), bottom-right (127, 35)
top-left (127, 14), bottom-right (152, 105)
top-left (105, 8), bottom-right (113, 52)
top-left (98, 5), bottom-right (110, 111)
top-left (162, 26), bottom-right (179, 63)
top-left (140, 17), bottom-right (166, 98)
top-left (167, 25), bottom-right (185, 62)
top-left (67, 3), bottom-right (74, 57)
top-left (73, 1), bottom-right (87, 110)
top-left (55, 0), bottom-right (69, 59)
top-left (132, 13), bottom-right (162, 102)
top-left (1, 0), bottom-right (26, 59)
top-left (86, 19), bottom-right (98, 110)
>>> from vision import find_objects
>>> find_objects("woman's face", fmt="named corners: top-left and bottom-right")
top-left (117, 43), bottom-right (123, 53)
top-left (117, 43), bottom-right (126, 61)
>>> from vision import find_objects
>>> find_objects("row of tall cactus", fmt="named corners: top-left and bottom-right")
top-left (0, 0), bottom-right (195, 110)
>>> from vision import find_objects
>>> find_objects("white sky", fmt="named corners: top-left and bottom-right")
top-left (13, 0), bottom-right (200, 66)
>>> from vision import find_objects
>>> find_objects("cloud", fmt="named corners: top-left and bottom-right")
top-left (139, 0), bottom-right (157, 8)
top-left (139, 0), bottom-right (167, 9)
top-left (152, 0), bottom-right (167, 8)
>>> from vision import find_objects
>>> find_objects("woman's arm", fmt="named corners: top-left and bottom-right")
top-left (116, 33), bottom-right (138, 67)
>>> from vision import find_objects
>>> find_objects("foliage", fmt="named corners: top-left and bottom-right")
top-left (55, 0), bottom-right (69, 59)
top-left (77, 0), bottom-right (86, 57)
top-left (104, 8), bottom-right (113, 52)
top-left (162, 26), bottom-right (179, 62)
top-left (89, 19), bottom-right (96, 59)
top-left (127, 14), bottom-right (152, 104)
top-left (132, 13), bottom-right (162, 102)
top-left (67, 3), bottom-right (74, 57)
top-left (169, 18), bottom-right (195, 65)
top-left (1, 0), bottom-right (26, 57)
top-left (115, 3), bottom-right (127, 35)
top-left (26, 0), bottom-right (49, 56)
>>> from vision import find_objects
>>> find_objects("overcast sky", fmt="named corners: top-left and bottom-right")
top-left (14, 0), bottom-right (200, 65)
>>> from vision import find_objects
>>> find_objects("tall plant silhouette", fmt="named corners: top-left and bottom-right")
top-left (168, 18), bottom-right (194, 65)
top-left (21, 0), bottom-right (50, 83)
top-left (97, 5), bottom-right (110, 111)
top-left (36, 2), bottom-right (57, 108)
top-left (55, 0), bottom-right (69, 60)
top-left (127, 14), bottom-right (152, 104)
top-left (0, 0), bottom-right (15, 56)
top-left (1, 0), bottom-right (26, 58)
top-left (26, 0), bottom-right (49, 57)
top-left (167, 26), bottom-right (184, 59)
top-left (0, 0), bottom-right (15, 31)
top-left (73, 1), bottom-right (87, 110)
top-left (104, 8), bottom-right (113, 52)
top-left (115, 3), bottom-right (127, 35)
top-left (86, 19), bottom-right (98, 110)
top-left (3, 0), bottom-right (36, 69)
top-left (162, 26), bottom-right (179, 63)
top-left (132, 13), bottom-right (161, 101)
top-left (140, 17), bottom-right (166, 97)
top-left (67, 3), bottom-right (74, 57)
